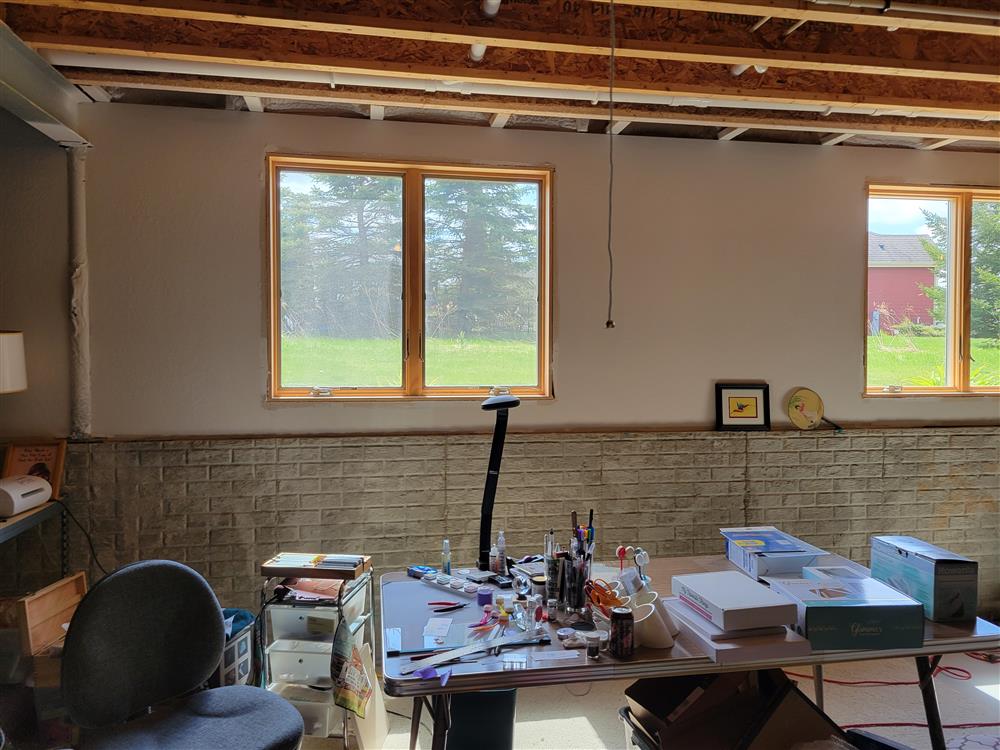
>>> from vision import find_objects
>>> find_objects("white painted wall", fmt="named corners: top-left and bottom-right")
top-left (5, 102), bottom-right (999, 437)
top-left (0, 110), bottom-right (71, 438)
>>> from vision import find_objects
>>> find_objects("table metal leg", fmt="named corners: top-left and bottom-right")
top-left (60, 509), bottom-right (68, 578)
top-left (430, 694), bottom-right (451, 750)
top-left (915, 655), bottom-right (945, 750)
top-left (409, 697), bottom-right (422, 750)
top-left (812, 664), bottom-right (825, 711)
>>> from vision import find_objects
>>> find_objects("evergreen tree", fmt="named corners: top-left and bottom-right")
top-left (424, 178), bottom-right (539, 340)
top-left (279, 173), bottom-right (402, 339)
top-left (921, 200), bottom-right (1000, 339)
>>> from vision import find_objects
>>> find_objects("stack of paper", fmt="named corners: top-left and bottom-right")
top-left (664, 598), bottom-right (810, 664)
top-left (672, 571), bottom-right (797, 631)
top-left (720, 526), bottom-right (826, 579)
top-left (667, 571), bottom-right (808, 663)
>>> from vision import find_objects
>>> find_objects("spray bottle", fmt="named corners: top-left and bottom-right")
top-left (496, 529), bottom-right (507, 575)
top-left (441, 538), bottom-right (452, 575)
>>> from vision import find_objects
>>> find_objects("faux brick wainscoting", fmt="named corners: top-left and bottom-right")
top-left (2, 427), bottom-right (997, 615)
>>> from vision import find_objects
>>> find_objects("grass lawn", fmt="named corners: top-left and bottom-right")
top-left (281, 336), bottom-right (538, 388)
top-left (867, 336), bottom-right (1000, 387)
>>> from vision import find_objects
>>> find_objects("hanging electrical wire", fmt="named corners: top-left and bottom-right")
top-left (605, 0), bottom-right (617, 329)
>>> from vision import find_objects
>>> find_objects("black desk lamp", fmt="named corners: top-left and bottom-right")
top-left (477, 394), bottom-right (520, 571)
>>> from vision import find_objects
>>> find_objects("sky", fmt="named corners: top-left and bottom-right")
top-left (868, 197), bottom-right (950, 236)
top-left (282, 171), bottom-right (323, 194)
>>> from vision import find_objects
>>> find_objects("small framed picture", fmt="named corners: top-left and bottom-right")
top-left (715, 383), bottom-right (770, 431)
top-left (2, 440), bottom-right (67, 498)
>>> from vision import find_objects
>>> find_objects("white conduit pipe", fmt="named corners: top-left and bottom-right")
top-left (42, 51), bottom-right (1000, 122)
top-left (808, 0), bottom-right (1000, 21)
top-left (68, 145), bottom-right (93, 439)
top-left (472, 0), bottom-right (501, 63)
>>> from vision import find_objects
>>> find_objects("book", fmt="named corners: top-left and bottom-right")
top-left (720, 526), bottom-right (825, 580)
top-left (664, 597), bottom-right (811, 664)
top-left (662, 598), bottom-right (788, 641)
top-left (766, 576), bottom-right (924, 650)
top-left (671, 571), bottom-right (798, 632)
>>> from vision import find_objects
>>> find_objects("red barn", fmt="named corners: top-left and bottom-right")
top-left (867, 233), bottom-right (937, 333)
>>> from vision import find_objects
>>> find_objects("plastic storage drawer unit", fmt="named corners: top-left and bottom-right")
top-left (266, 619), bottom-right (365, 684)
top-left (267, 585), bottom-right (368, 641)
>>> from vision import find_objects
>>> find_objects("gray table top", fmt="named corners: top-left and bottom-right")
top-left (380, 557), bottom-right (1000, 698)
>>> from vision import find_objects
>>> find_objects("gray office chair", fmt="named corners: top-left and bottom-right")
top-left (62, 559), bottom-right (303, 750)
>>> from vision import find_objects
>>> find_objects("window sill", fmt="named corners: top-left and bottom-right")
top-left (864, 389), bottom-right (999, 398)
top-left (267, 393), bottom-right (554, 403)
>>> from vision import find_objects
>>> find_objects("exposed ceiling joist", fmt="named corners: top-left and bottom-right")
top-left (19, 33), bottom-right (999, 120)
top-left (3, 0), bottom-right (996, 82)
top-left (58, 70), bottom-right (1000, 146)
top-left (489, 112), bottom-right (511, 128)
top-left (369, 103), bottom-right (385, 120)
top-left (242, 94), bottom-right (263, 112)
top-left (80, 83), bottom-right (111, 102)
top-left (821, 132), bottom-right (854, 145)
top-left (589, 0), bottom-right (1000, 36)
top-left (718, 126), bottom-right (749, 140)
top-left (920, 136), bottom-right (961, 150)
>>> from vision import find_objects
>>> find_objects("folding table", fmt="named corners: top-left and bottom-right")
top-left (380, 555), bottom-right (1000, 750)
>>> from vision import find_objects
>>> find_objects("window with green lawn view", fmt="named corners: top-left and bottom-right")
top-left (268, 156), bottom-right (551, 398)
top-left (866, 185), bottom-right (999, 394)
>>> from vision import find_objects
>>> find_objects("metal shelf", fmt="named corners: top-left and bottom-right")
top-left (0, 501), bottom-right (60, 545)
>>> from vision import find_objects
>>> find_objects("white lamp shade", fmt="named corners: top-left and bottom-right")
top-left (0, 332), bottom-right (28, 394)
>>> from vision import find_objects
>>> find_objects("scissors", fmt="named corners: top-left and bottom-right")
top-left (584, 579), bottom-right (623, 617)
top-left (427, 601), bottom-right (469, 614)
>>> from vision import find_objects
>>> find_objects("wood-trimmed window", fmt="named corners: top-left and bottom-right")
top-left (865, 184), bottom-right (999, 396)
top-left (267, 155), bottom-right (552, 400)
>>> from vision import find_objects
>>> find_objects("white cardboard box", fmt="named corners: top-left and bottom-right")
top-left (664, 597), bottom-right (810, 664)
top-left (671, 571), bottom-right (797, 631)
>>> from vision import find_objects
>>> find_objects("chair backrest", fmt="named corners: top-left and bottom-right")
top-left (61, 559), bottom-right (225, 728)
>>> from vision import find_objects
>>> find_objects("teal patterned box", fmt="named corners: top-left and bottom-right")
top-left (870, 536), bottom-right (978, 622)
top-left (767, 577), bottom-right (924, 651)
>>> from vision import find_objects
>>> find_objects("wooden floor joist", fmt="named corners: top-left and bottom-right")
top-left (3, 0), bottom-right (997, 82)
top-left (718, 126), bottom-right (749, 140)
top-left (21, 33), bottom-right (1000, 120)
top-left (589, 0), bottom-right (1000, 37)
top-left (242, 94), bottom-right (263, 112)
top-left (58, 69), bottom-right (1000, 146)
top-left (820, 132), bottom-right (854, 146)
top-left (489, 112), bottom-right (511, 129)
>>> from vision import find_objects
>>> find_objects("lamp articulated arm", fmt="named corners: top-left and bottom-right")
top-left (477, 394), bottom-right (520, 571)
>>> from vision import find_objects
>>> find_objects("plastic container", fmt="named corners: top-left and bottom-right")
top-left (267, 584), bottom-right (367, 641)
top-left (267, 619), bottom-right (365, 684)
top-left (270, 682), bottom-right (334, 737)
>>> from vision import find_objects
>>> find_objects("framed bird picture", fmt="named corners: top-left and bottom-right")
top-left (715, 383), bottom-right (770, 431)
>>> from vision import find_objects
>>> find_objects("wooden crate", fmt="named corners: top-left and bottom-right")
top-left (14, 572), bottom-right (87, 657)
top-left (0, 573), bottom-right (87, 746)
